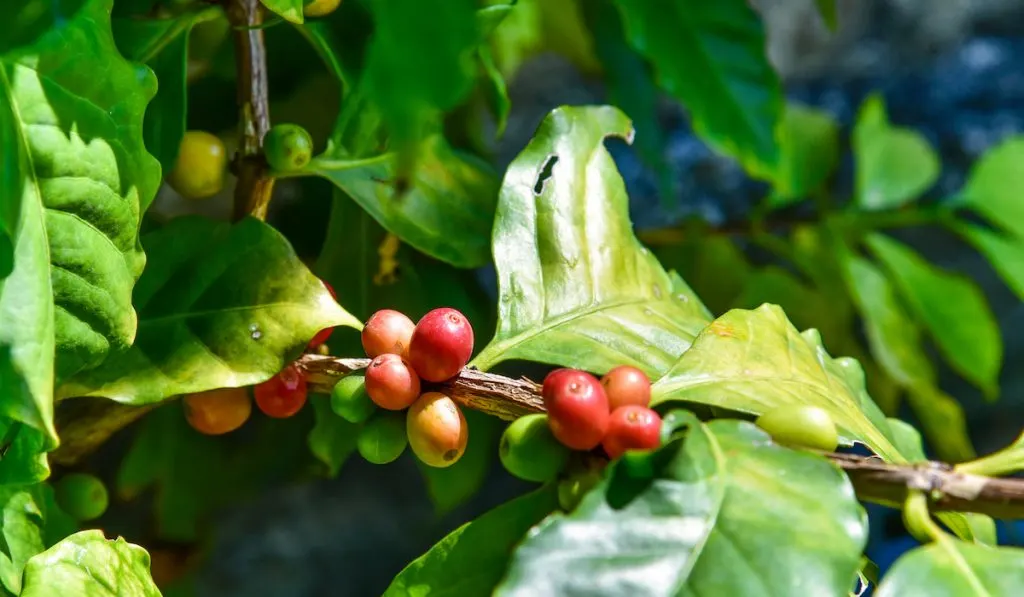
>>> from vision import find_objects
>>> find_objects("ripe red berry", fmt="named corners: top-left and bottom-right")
top-left (364, 353), bottom-right (421, 410)
top-left (542, 368), bottom-right (609, 451)
top-left (602, 405), bottom-right (662, 460)
top-left (600, 365), bottom-right (652, 410)
top-left (361, 309), bottom-right (416, 359)
top-left (308, 280), bottom-right (337, 349)
top-left (254, 363), bottom-right (308, 418)
top-left (407, 308), bottom-right (474, 382)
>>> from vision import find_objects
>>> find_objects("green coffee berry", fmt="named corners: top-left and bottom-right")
top-left (263, 123), bottom-right (314, 172)
top-left (499, 414), bottom-right (570, 483)
top-left (331, 374), bottom-right (377, 424)
top-left (55, 473), bottom-right (109, 522)
top-left (756, 405), bottom-right (839, 452)
top-left (357, 411), bottom-right (408, 465)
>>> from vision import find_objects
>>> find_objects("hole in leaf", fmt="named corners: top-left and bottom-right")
top-left (533, 155), bottom-right (559, 195)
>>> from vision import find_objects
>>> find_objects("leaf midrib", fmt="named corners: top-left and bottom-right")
top-left (138, 301), bottom-right (328, 327)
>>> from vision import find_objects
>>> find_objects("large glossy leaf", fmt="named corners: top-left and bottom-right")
top-left (113, 6), bottom-right (221, 174)
top-left (769, 103), bottom-right (839, 207)
top-left (652, 304), bottom-right (904, 462)
top-left (21, 530), bottom-right (159, 597)
top-left (301, 136), bottom-right (499, 268)
top-left (615, 0), bottom-right (782, 176)
top-left (0, 482), bottom-right (77, 595)
top-left (472, 106), bottom-right (711, 375)
top-left (839, 251), bottom-right (974, 461)
top-left (496, 418), bottom-right (867, 596)
top-left (865, 233), bottom-right (1001, 398)
top-left (383, 486), bottom-right (558, 597)
top-left (961, 136), bottom-right (1024, 240)
top-left (1, 0), bottom-right (160, 453)
top-left (876, 539), bottom-right (1024, 597)
top-left (58, 216), bottom-right (360, 404)
top-left (853, 96), bottom-right (939, 210)
top-left (952, 221), bottom-right (1024, 300)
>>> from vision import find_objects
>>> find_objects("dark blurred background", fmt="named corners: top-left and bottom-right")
top-left (102, 0), bottom-right (1024, 594)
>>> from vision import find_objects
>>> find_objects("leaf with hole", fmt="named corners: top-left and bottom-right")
top-left (21, 530), bottom-right (159, 597)
top-left (472, 106), bottom-right (711, 376)
top-left (496, 418), bottom-right (867, 596)
top-left (651, 304), bottom-right (905, 462)
top-left (58, 216), bottom-right (360, 404)
top-left (383, 485), bottom-right (558, 597)
top-left (615, 0), bottom-right (782, 177)
top-left (865, 233), bottom-right (1001, 399)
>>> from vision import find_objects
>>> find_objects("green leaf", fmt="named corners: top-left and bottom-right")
top-left (0, 422), bottom-right (49, 485)
top-left (472, 106), bottom-right (711, 375)
top-left (652, 304), bottom-right (904, 462)
top-left (363, 0), bottom-right (478, 140)
top-left (853, 95), bottom-right (939, 210)
top-left (261, 0), bottom-right (304, 24)
top-left (961, 136), bottom-right (1024, 240)
top-left (732, 266), bottom-right (847, 350)
top-left (865, 233), bottom-right (1001, 399)
top-left (58, 216), bottom-right (360, 404)
top-left (496, 418), bottom-right (867, 596)
top-left (383, 485), bottom-right (558, 597)
top-left (418, 410), bottom-right (501, 515)
top-left (654, 234), bottom-right (750, 316)
top-left (0, 486), bottom-right (45, 594)
top-left (21, 530), bottom-right (159, 596)
top-left (615, 0), bottom-right (783, 177)
top-left (952, 221), bottom-right (1024, 300)
top-left (886, 418), bottom-right (927, 462)
top-left (876, 539), bottom-right (1024, 597)
top-left (585, 0), bottom-right (669, 207)
top-left (305, 136), bottom-right (499, 268)
top-left (478, 46), bottom-right (510, 138)
top-left (308, 394), bottom-right (358, 477)
top-left (769, 103), bottom-right (839, 206)
top-left (2, 0), bottom-right (161, 450)
top-left (113, 6), bottom-right (221, 174)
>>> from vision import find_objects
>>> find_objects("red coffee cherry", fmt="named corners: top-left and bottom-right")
top-left (254, 363), bottom-right (308, 418)
top-left (406, 392), bottom-right (469, 468)
top-left (308, 280), bottom-right (337, 349)
top-left (407, 307), bottom-right (474, 382)
top-left (602, 405), bottom-right (662, 460)
top-left (600, 365), bottom-right (652, 410)
top-left (361, 309), bottom-right (416, 359)
top-left (364, 353), bottom-right (421, 410)
top-left (542, 368), bottom-right (610, 451)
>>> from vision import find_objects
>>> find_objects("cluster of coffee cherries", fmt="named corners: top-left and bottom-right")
top-left (329, 307), bottom-right (475, 468)
top-left (499, 365), bottom-right (663, 486)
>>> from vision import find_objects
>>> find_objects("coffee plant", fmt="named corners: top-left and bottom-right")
top-left (1, 0), bottom-right (1023, 595)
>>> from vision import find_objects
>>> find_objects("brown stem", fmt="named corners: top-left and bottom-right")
top-left (226, 0), bottom-right (274, 221)
top-left (51, 354), bottom-right (1024, 520)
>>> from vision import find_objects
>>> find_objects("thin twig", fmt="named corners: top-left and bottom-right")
top-left (225, 0), bottom-right (274, 221)
top-left (51, 354), bottom-right (1024, 520)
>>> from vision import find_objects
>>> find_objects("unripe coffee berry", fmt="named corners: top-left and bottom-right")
top-left (406, 392), bottom-right (468, 468)
top-left (361, 309), bottom-right (415, 359)
top-left (330, 373), bottom-right (376, 424)
top-left (55, 473), bottom-right (109, 522)
top-left (407, 308), bottom-right (474, 382)
top-left (542, 368), bottom-right (609, 451)
top-left (756, 405), bottom-right (839, 452)
top-left (357, 411), bottom-right (408, 465)
top-left (364, 353), bottom-right (420, 410)
top-left (254, 363), bottom-right (308, 418)
top-left (600, 365), bottom-right (651, 410)
top-left (183, 387), bottom-right (252, 435)
top-left (499, 414), bottom-right (570, 483)
top-left (264, 123), bottom-right (314, 172)
top-left (601, 405), bottom-right (662, 460)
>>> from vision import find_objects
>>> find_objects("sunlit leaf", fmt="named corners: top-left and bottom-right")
top-left (876, 539), bottom-right (1024, 597)
top-left (21, 530), bottom-right (159, 597)
top-left (961, 136), bottom-right (1024, 240)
